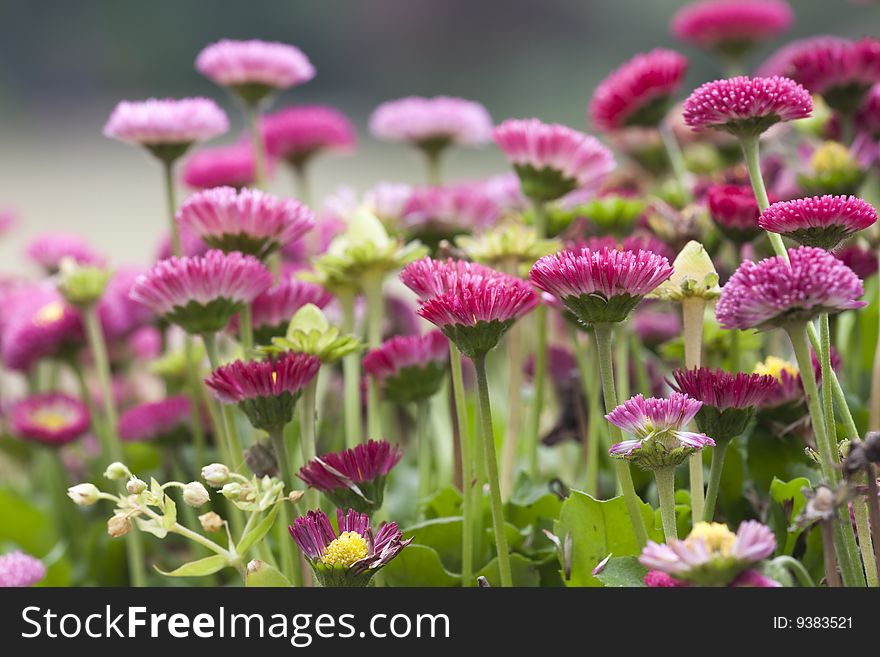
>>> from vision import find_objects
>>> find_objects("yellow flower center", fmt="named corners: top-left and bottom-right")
top-left (35, 302), bottom-right (64, 326)
top-left (753, 356), bottom-right (797, 382)
top-left (31, 409), bottom-right (69, 430)
top-left (271, 370), bottom-right (277, 385)
top-left (811, 141), bottom-right (854, 174)
top-left (321, 531), bottom-right (368, 567)
top-left (685, 522), bottom-right (736, 556)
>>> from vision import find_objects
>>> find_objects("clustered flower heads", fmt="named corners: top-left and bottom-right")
top-left (363, 331), bottom-right (449, 404)
top-left (298, 440), bottom-right (403, 513)
top-left (176, 186), bottom-right (315, 259)
top-left (641, 520), bottom-right (779, 587)
top-left (757, 195), bottom-right (877, 250)
top-left (289, 508), bottom-right (412, 587)
top-left (9, 393), bottom-right (90, 446)
top-left (683, 75), bottom-right (813, 138)
top-left (529, 246), bottom-right (673, 325)
top-left (369, 96), bottom-right (493, 152)
top-left (590, 49), bottom-right (689, 132)
top-left (130, 249), bottom-right (272, 334)
top-left (671, 0), bottom-right (793, 58)
top-left (606, 392), bottom-right (715, 470)
top-left (205, 352), bottom-right (320, 432)
top-left (493, 118), bottom-right (616, 201)
top-left (261, 105), bottom-right (356, 165)
top-left (0, 550), bottom-right (46, 588)
top-left (400, 256), bottom-right (507, 301)
top-left (706, 184), bottom-right (764, 244)
top-left (117, 395), bottom-right (192, 443)
top-left (716, 246), bottom-right (866, 331)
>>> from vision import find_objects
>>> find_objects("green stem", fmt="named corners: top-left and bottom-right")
top-left (245, 102), bottom-right (266, 190)
top-left (450, 348), bottom-right (474, 587)
top-left (425, 150), bottom-right (442, 186)
top-left (182, 337), bottom-right (207, 469)
top-left (571, 327), bottom-right (600, 497)
top-left (852, 494), bottom-right (879, 587)
top-left (269, 426), bottom-right (297, 583)
top-left (162, 160), bottom-right (181, 257)
top-left (363, 274), bottom-right (385, 439)
top-left (870, 248), bottom-right (880, 431)
top-left (593, 322), bottom-right (648, 548)
top-left (338, 291), bottom-right (362, 446)
top-left (658, 122), bottom-right (692, 203)
top-left (299, 377), bottom-right (319, 511)
top-left (500, 321), bottom-right (524, 498)
top-left (703, 440), bottom-right (729, 522)
top-left (681, 297), bottom-right (705, 524)
top-left (239, 304), bottom-right (254, 356)
top-left (772, 555), bottom-right (816, 587)
top-left (866, 469), bottom-right (880, 585)
top-left (202, 332), bottom-right (244, 470)
top-left (68, 360), bottom-right (109, 459)
top-left (654, 466), bottom-right (678, 541)
top-left (292, 162), bottom-right (312, 207)
top-left (526, 198), bottom-right (549, 481)
top-left (416, 399), bottom-right (432, 505)
top-left (473, 355), bottom-right (513, 587)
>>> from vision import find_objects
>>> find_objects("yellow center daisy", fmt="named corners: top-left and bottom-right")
top-left (35, 302), bottom-right (64, 326)
top-left (753, 356), bottom-right (797, 382)
top-left (320, 531), bottom-right (368, 567)
top-left (685, 521), bottom-right (736, 556)
top-left (31, 409), bottom-right (70, 430)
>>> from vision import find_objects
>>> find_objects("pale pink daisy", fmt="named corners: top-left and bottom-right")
top-left (262, 105), bottom-right (356, 165)
top-left (369, 96), bottom-right (492, 150)
top-left (671, 0), bottom-right (793, 57)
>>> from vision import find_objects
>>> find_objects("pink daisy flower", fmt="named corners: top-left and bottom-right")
top-left (10, 393), bottom-right (90, 446)
top-left (400, 256), bottom-right (507, 301)
top-left (706, 183), bottom-right (765, 244)
top-left (529, 247), bottom-right (673, 325)
top-left (671, 0), bottom-right (793, 57)
top-left (130, 250), bottom-right (272, 335)
top-left (590, 49), bottom-right (689, 132)
top-left (98, 268), bottom-right (153, 341)
top-left (0, 551), bottom-right (46, 588)
top-left (369, 96), bottom-right (492, 151)
top-left (0, 209), bottom-right (17, 236)
top-left (181, 142), bottom-right (272, 190)
top-left (400, 184), bottom-right (500, 245)
top-left (176, 186), bottom-right (314, 259)
top-left (856, 84), bottom-right (880, 138)
top-left (156, 225), bottom-right (210, 260)
top-left (493, 118), bottom-right (615, 201)
top-left (262, 105), bottom-right (356, 165)
top-left (26, 233), bottom-right (104, 273)
top-left (103, 98), bottom-right (228, 160)
top-left (117, 395), bottom-right (193, 443)
top-left (298, 440), bottom-right (403, 513)
top-left (228, 278), bottom-right (332, 344)
top-left (716, 246), bottom-right (866, 330)
top-left (835, 243), bottom-right (878, 280)
top-left (363, 331), bottom-right (449, 404)
top-left (632, 305), bottom-right (682, 347)
top-left (205, 352), bottom-right (320, 431)
top-left (196, 39), bottom-right (315, 102)
top-left (758, 195), bottom-right (877, 250)
top-left (682, 76), bottom-right (813, 138)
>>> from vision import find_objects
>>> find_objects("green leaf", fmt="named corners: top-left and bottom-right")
top-left (237, 504), bottom-right (280, 556)
top-left (402, 517), bottom-right (465, 572)
top-left (594, 556), bottom-right (647, 587)
top-left (162, 496), bottom-right (177, 530)
top-left (423, 486), bottom-right (462, 520)
top-left (246, 560), bottom-right (291, 587)
top-left (380, 544), bottom-right (460, 587)
top-left (769, 476), bottom-right (811, 555)
top-left (553, 490), bottom-right (660, 587)
top-left (475, 553), bottom-right (540, 587)
top-left (156, 554), bottom-right (228, 578)
top-left (136, 517), bottom-right (168, 539)
top-left (0, 489), bottom-right (56, 555)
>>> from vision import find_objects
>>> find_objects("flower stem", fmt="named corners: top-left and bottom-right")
top-left (292, 162), bottom-right (312, 208)
top-left (527, 198), bottom-right (550, 482)
top-left (571, 326), bottom-right (601, 496)
top-left (299, 376), bottom-right (319, 511)
top-left (245, 101), bottom-right (266, 190)
top-left (202, 332), bottom-right (244, 470)
top-left (473, 354), bottom-right (513, 587)
top-left (870, 248), bottom-right (880, 431)
top-left (425, 150), bottom-right (442, 186)
top-left (338, 290), bottom-right (362, 447)
top-left (703, 439), bottom-right (729, 522)
top-left (852, 492), bottom-right (879, 587)
top-left (182, 337), bottom-right (208, 469)
top-left (269, 426), bottom-right (298, 584)
top-left (450, 347), bottom-right (475, 587)
top-left (501, 322), bottom-right (525, 498)
top-left (681, 296), bottom-right (706, 524)
top-left (866, 468), bottom-right (880, 587)
top-left (654, 466), bottom-right (678, 541)
top-left (239, 304), bottom-right (254, 356)
top-left (772, 555), bottom-right (816, 587)
top-left (416, 398), bottom-right (432, 505)
top-left (593, 322), bottom-right (649, 548)
top-left (363, 273), bottom-right (385, 439)
top-left (658, 122), bottom-right (692, 204)
top-left (162, 159), bottom-right (181, 257)
top-left (820, 520), bottom-right (842, 587)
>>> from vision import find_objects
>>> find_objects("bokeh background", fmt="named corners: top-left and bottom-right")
top-left (2, 0), bottom-right (878, 270)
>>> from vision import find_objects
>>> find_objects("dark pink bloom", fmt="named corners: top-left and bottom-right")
top-left (196, 39), bottom-right (314, 92)
top-left (205, 352), bottom-right (320, 405)
top-left (401, 184), bottom-right (500, 239)
top-left (683, 76), bottom-right (812, 137)
top-left (730, 570), bottom-right (782, 587)
top-left (364, 331), bottom-right (448, 404)
top-left (493, 118), bottom-right (615, 200)
top-left (156, 225), bottom-right (210, 261)
top-left (758, 195), bottom-right (877, 250)
top-left (98, 268), bottom-right (153, 341)
top-left (26, 233), bottom-right (104, 273)
top-left (835, 243), bottom-right (878, 279)
top-left (118, 395), bottom-right (192, 443)
top-left (262, 105), bottom-right (356, 164)
top-left (716, 246), bottom-right (866, 330)
top-left (475, 172), bottom-right (529, 213)
top-left (416, 275), bottom-right (538, 330)
top-left (103, 98), bottom-right (228, 148)
top-left (590, 49), bottom-right (689, 132)
top-left (228, 278), bottom-right (332, 343)
top-left (0, 551), bottom-right (46, 588)
top-left (671, 0), bottom-right (793, 56)
top-left (644, 570), bottom-right (688, 587)
top-left (181, 142), bottom-right (273, 190)
top-left (10, 393), bottom-right (90, 446)
top-left (400, 257), bottom-right (507, 301)
top-left (706, 184), bottom-right (764, 243)
top-left (369, 96), bottom-right (492, 148)
top-left (856, 84), bottom-right (880, 137)
top-left (632, 305), bottom-right (682, 347)
top-left (128, 326), bottom-right (163, 360)
top-left (670, 368), bottom-right (776, 411)
top-left (176, 186), bottom-right (314, 258)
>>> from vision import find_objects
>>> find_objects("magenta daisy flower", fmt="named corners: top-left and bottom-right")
top-left (529, 247), bottom-right (673, 325)
top-left (298, 440), bottom-right (403, 513)
top-left (401, 184), bottom-right (500, 247)
top-left (289, 508), bottom-right (411, 587)
top-left (98, 268), bottom-right (153, 341)
top-left (262, 105), bottom-right (357, 166)
top-left (671, 0), bottom-right (793, 58)
top-left (26, 233), bottom-right (104, 274)
top-left (176, 186), bottom-right (315, 259)
top-left (706, 184), bottom-right (764, 244)
top-left (590, 49), bottom-right (689, 132)
top-left (205, 352), bottom-right (320, 432)
top-left (757, 195), bottom-right (877, 250)
top-left (856, 84), bottom-right (880, 138)
top-left (716, 246), bottom-right (866, 330)
top-left (229, 279), bottom-right (332, 344)
top-left (683, 76), bottom-right (812, 138)
top-left (10, 393), bottom-right (90, 446)
top-left (493, 118), bottom-right (615, 201)
top-left (0, 551), bottom-right (46, 588)
top-left (196, 39), bottom-right (315, 103)
top-left (670, 368), bottom-right (776, 441)
top-left (400, 256), bottom-right (507, 301)
top-left (103, 97), bottom-right (228, 161)
top-left (605, 392), bottom-right (715, 469)
top-left (416, 274), bottom-right (538, 359)
top-left (181, 142), bottom-right (272, 190)
top-left (369, 96), bottom-right (492, 152)
top-left (639, 520), bottom-right (776, 587)
top-left (130, 250), bottom-right (272, 335)
top-left (1, 284), bottom-right (82, 372)
top-left (118, 395), bottom-right (193, 443)
top-left (363, 331), bottom-right (449, 404)
top-left (835, 243), bottom-right (878, 280)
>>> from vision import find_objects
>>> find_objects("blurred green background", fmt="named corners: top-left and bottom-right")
top-left (1, 0), bottom-right (877, 269)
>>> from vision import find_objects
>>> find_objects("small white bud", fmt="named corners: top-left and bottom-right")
top-left (68, 483), bottom-right (100, 506)
top-left (126, 477), bottom-right (147, 495)
top-left (103, 462), bottom-right (129, 481)
top-left (201, 463), bottom-right (230, 487)
top-left (183, 481), bottom-right (210, 507)
top-left (221, 482), bottom-right (242, 499)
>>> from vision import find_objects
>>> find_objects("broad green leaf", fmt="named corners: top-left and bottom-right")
top-left (424, 486), bottom-right (462, 520)
top-left (246, 560), bottom-right (291, 587)
top-left (402, 517), bottom-right (464, 572)
top-left (162, 496), bottom-right (177, 530)
top-left (380, 544), bottom-right (460, 587)
top-left (237, 504), bottom-right (280, 556)
top-left (769, 476), bottom-right (811, 555)
top-left (594, 556), bottom-right (647, 587)
top-left (475, 553), bottom-right (540, 587)
top-left (136, 517), bottom-right (168, 539)
top-left (156, 554), bottom-right (228, 578)
top-left (0, 489), bottom-right (56, 555)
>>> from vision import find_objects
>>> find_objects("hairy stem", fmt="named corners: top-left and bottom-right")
top-left (450, 348), bottom-right (475, 587)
